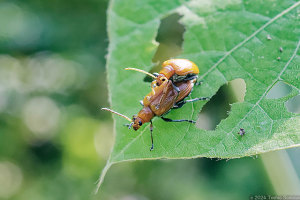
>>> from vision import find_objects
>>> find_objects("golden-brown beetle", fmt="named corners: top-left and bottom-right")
top-left (102, 60), bottom-right (208, 150)
top-left (126, 58), bottom-right (199, 87)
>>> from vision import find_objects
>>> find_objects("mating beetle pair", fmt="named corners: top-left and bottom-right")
top-left (102, 59), bottom-right (209, 150)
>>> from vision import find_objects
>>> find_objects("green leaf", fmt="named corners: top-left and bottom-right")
top-left (98, 0), bottom-right (300, 190)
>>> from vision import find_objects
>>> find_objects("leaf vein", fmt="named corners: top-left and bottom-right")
top-left (198, 1), bottom-right (300, 81)
top-left (209, 39), bottom-right (300, 156)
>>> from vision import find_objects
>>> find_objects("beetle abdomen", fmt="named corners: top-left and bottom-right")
top-left (162, 59), bottom-right (199, 77)
top-left (175, 79), bottom-right (196, 103)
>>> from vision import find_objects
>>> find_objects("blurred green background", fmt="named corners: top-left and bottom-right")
top-left (0, 0), bottom-right (299, 199)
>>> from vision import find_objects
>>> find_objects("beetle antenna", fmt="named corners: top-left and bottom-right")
top-left (125, 67), bottom-right (156, 79)
top-left (101, 108), bottom-right (132, 122)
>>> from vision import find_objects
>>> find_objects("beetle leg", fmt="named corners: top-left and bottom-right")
top-left (174, 97), bottom-right (209, 109)
top-left (151, 83), bottom-right (156, 95)
top-left (150, 120), bottom-right (154, 151)
top-left (140, 100), bottom-right (144, 106)
top-left (153, 73), bottom-right (159, 77)
top-left (172, 82), bottom-right (180, 93)
top-left (172, 102), bottom-right (184, 109)
top-left (124, 123), bottom-right (133, 129)
top-left (185, 97), bottom-right (209, 103)
top-left (161, 116), bottom-right (195, 124)
top-left (182, 75), bottom-right (198, 81)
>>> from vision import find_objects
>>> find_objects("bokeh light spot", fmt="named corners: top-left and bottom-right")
top-left (0, 162), bottom-right (23, 199)
top-left (22, 96), bottom-right (60, 138)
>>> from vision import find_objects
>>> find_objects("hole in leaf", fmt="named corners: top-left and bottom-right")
top-left (285, 95), bottom-right (300, 114)
top-left (266, 81), bottom-right (292, 99)
top-left (144, 13), bottom-right (185, 82)
top-left (196, 79), bottom-right (246, 130)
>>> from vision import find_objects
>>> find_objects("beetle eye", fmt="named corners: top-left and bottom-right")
top-left (138, 121), bottom-right (142, 126)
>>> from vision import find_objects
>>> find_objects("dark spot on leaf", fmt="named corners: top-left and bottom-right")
top-left (279, 47), bottom-right (283, 53)
top-left (266, 81), bottom-right (292, 99)
top-left (285, 95), bottom-right (300, 114)
top-left (197, 79), bottom-right (246, 130)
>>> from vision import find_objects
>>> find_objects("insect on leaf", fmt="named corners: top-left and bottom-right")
top-left (97, 0), bottom-right (300, 191)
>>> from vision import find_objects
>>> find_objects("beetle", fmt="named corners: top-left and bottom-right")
top-left (102, 62), bottom-right (208, 150)
top-left (126, 58), bottom-right (199, 88)
top-left (238, 128), bottom-right (245, 136)
top-left (157, 59), bottom-right (199, 85)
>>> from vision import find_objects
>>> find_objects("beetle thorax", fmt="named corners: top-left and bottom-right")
top-left (159, 65), bottom-right (175, 80)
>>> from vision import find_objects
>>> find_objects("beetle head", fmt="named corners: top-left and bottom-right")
top-left (131, 115), bottom-right (143, 130)
top-left (155, 75), bottom-right (168, 86)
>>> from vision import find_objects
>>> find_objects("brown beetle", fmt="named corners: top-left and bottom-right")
top-left (102, 60), bottom-right (208, 150)
top-left (126, 58), bottom-right (199, 87)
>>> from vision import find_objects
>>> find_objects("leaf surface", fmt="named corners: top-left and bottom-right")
top-left (105, 0), bottom-right (300, 164)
